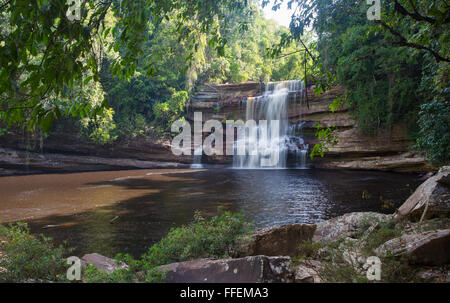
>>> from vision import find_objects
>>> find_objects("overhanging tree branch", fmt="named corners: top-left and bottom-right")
top-left (394, 0), bottom-right (437, 24)
top-left (276, 49), bottom-right (306, 58)
top-left (375, 20), bottom-right (450, 63)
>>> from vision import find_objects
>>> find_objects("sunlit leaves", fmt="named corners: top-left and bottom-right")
top-left (310, 122), bottom-right (339, 159)
top-left (0, 0), bottom-right (250, 131)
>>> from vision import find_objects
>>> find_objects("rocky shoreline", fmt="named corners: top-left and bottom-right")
top-left (1, 167), bottom-right (448, 282)
top-left (0, 146), bottom-right (434, 177)
top-left (79, 166), bottom-right (449, 283)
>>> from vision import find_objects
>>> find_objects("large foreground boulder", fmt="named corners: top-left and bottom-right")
top-left (158, 256), bottom-right (295, 283)
top-left (375, 229), bottom-right (450, 266)
top-left (233, 224), bottom-right (316, 257)
top-left (397, 166), bottom-right (450, 221)
top-left (313, 212), bottom-right (391, 242)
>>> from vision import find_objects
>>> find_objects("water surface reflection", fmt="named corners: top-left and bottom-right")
top-left (0, 168), bottom-right (420, 257)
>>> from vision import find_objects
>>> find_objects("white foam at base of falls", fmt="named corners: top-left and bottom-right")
top-left (190, 146), bottom-right (204, 169)
top-left (233, 80), bottom-right (309, 169)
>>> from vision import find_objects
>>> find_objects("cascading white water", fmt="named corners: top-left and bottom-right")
top-left (190, 146), bottom-right (204, 169)
top-left (289, 122), bottom-right (308, 167)
top-left (233, 80), bottom-right (309, 169)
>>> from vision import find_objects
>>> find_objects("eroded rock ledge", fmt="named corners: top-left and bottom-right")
top-left (0, 147), bottom-right (188, 176)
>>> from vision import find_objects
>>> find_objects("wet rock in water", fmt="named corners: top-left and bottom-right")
top-left (313, 212), bottom-right (391, 242)
top-left (158, 256), bottom-right (295, 283)
top-left (419, 172), bottom-right (434, 182)
top-left (375, 229), bottom-right (450, 266)
top-left (397, 166), bottom-right (450, 221)
top-left (233, 224), bottom-right (316, 257)
top-left (294, 260), bottom-right (323, 283)
top-left (81, 253), bottom-right (128, 274)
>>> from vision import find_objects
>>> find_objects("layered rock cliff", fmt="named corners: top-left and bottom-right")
top-left (188, 82), bottom-right (432, 172)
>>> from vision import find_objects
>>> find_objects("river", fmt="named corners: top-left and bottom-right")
top-left (0, 168), bottom-right (420, 258)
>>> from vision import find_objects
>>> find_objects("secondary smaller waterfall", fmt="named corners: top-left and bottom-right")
top-left (190, 146), bottom-right (203, 169)
top-left (233, 80), bottom-right (309, 169)
top-left (289, 122), bottom-right (308, 167)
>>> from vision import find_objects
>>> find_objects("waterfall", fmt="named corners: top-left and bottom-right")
top-left (190, 146), bottom-right (204, 169)
top-left (233, 80), bottom-right (309, 169)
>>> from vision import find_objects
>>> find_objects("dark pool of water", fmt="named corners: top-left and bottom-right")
top-left (7, 168), bottom-right (420, 258)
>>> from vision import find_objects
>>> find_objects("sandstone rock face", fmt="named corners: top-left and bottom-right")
top-left (397, 166), bottom-right (450, 220)
top-left (191, 82), bottom-right (263, 104)
top-left (313, 212), bottom-right (391, 242)
top-left (375, 229), bottom-right (450, 266)
top-left (158, 256), bottom-right (295, 283)
top-left (188, 83), bottom-right (431, 172)
top-left (81, 253), bottom-right (128, 274)
top-left (0, 147), bottom-right (190, 176)
top-left (234, 224), bottom-right (316, 257)
top-left (318, 152), bottom-right (431, 172)
top-left (188, 82), bottom-right (263, 123)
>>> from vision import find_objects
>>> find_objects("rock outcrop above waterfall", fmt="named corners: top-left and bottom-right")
top-left (190, 82), bottom-right (263, 105)
top-left (188, 81), bottom-right (309, 122)
top-left (188, 82), bottom-right (432, 172)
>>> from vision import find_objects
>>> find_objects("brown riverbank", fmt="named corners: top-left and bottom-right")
top-left (0, 168), bottom-right (203, 223)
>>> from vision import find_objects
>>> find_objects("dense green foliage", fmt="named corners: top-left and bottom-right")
top-left (0, 222), bottom-right (70, 282)
top-left (1, 1), bottom-right (310, 143)
top-left (0, 0), bottom-right (448, 163)
top-left (270, 0), bottom-right (449, 164)
top-left (309, 122), bottom-right (339, 159)
top-left (142, 210), bottom-right (253, 266)
top-left (83, 262), bottom-right (166, 283)
top-left (0, 211), bottom-right (252, 283)
top-left (0, 0), bottom-right (249, 130)
top-left (416, 99), bottom-right (450, 164)
top-left (84, 210), bottom-right (253, 283)
top-left (93, 2), bottom-right (309, 140)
